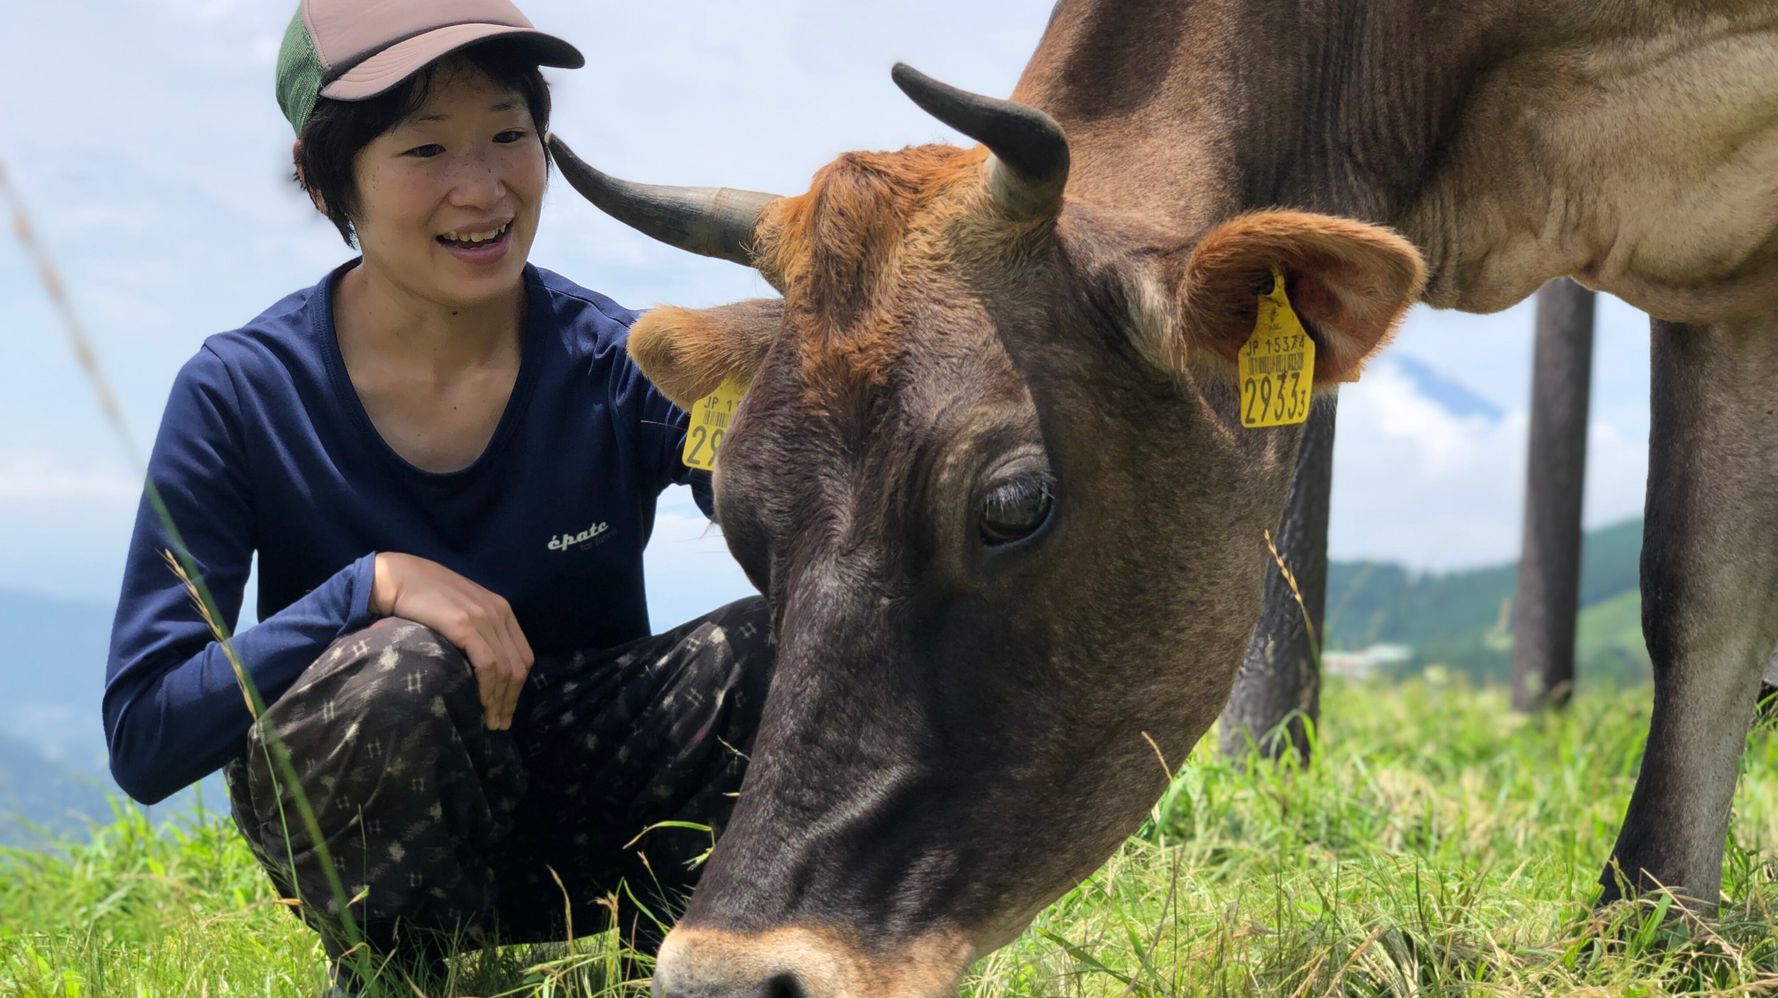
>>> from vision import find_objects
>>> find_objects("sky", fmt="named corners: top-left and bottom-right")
top-left (0, 0), bottom-right (1655, 628)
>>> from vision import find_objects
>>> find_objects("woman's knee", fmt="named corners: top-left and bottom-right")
top-left (320, 618), bottom-right (472, 709)
top-left (699, 597), bottom-right (773, 673)
top-left (354, 617), bottom-right (470, 677)
top-left (235, 617), bottom-right (517, 862)
top-left (249, 619), bottom-right (481, 759)
top-left (708, 595), bottom-right (769, 633)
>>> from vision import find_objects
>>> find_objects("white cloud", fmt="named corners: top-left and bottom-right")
top-left (1331, 336), bottom-right (1648, 571)
top-left (0, 450), bottom-right (138, 506)
top-left (1355, 361), bottom-right (1509, 475)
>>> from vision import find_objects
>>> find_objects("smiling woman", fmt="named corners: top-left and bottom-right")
top-left (100, 0), bottom-right (779, 990)
top-left (292, 43), bottom-right (549, 242)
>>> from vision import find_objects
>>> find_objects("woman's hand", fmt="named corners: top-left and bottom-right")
top-left (370, 552), bottom-right (535, 730)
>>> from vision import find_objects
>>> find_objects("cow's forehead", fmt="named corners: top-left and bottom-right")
top-left (743, 290), bottom-right (1025, 479)
top-left (752, 143), bottom-right (1036, 391)
top-left (757, 143), bottom-right (991, 304)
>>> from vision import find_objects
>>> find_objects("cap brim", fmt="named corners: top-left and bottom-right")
top-left (321, 23), bottom-right (584, 101)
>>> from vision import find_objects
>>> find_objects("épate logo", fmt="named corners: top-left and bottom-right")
top-left (547, 520), bottom-right (610, 552)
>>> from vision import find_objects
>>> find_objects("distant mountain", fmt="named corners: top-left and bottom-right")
top-left (0, 587), bottom-right (113, 774)
top-left (0, 588), bottom-right (119, 845)
top-left (0, 731), bottom-right (115, 846)
top-left (0, 588), bottom-right (229, 847)
top-left (1381, 354), bottom-right (1507, 424)
top-left (1325, 518), bottom-right (1648, 684)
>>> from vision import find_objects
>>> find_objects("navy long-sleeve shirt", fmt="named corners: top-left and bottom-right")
top-left (105, 261), bottom-right (711, 804)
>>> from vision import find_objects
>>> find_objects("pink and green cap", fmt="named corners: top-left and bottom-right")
top-left (275, 0), bottom-right (584, 134)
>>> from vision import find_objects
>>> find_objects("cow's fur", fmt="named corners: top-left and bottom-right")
top-left (585, 2), bottom-right (1778, 995)
top-left (1018, 0), bottom-right (1778, 319)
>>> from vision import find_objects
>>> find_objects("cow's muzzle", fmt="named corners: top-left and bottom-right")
top-left (651, 924), bottom-right (973, 998)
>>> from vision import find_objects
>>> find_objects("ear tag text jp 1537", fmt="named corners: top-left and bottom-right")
top-left (1238, 265), bottom-right (1315, 428)
top-left (682, 377), bottom-right (747, 471)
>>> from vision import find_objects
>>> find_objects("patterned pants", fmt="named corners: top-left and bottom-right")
top-left (222, 597), bottom-right (773, 963)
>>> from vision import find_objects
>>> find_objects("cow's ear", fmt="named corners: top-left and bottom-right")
top-left (629, 298), bottom-right (784, 409)
top-left (1168, 211), bottom-right (1424, 384)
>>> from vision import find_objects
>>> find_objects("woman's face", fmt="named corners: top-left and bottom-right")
top-left (349, 58), bottom-right (545, 309)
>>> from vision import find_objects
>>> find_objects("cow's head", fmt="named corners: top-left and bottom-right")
top-left (550, 66), bottom-right (1423, 998)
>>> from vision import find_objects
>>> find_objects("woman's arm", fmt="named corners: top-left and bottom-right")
top-left (103, 348), bottom-right (377, 805)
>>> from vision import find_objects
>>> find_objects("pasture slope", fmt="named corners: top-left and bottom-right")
top-left (5, 679), bottom-right (1778, 995)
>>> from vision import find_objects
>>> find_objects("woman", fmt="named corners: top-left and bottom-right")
top-left (102, 0), bottom-right (773, 985)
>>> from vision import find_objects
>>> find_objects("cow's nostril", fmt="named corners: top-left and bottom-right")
top-left (763, 972), bottom-right (810, 998)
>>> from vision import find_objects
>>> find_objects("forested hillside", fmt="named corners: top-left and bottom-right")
top-left (0, 732), bottom-right (114, 845)
top-left (1324, 518), bottom-right (1647, 684)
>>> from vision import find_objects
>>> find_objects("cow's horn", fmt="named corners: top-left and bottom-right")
top-left (890, 63), bottom-right (1070, 220)
top-left (546, 133), bottom-right (778, 267)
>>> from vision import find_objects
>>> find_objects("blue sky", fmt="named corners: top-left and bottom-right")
top-left (0, 0), bottom-right (1654, 625)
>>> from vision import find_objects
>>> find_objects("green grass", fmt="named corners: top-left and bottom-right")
top-left (1576, 589), bottom-right (1653, 685)
top-left (7, 677), bottom-right (1778, 996)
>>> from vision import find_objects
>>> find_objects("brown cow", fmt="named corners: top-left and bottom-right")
top-left (549, 1), bottom-right (1778, 994)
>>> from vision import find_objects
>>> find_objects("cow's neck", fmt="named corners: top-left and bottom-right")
top-left (1016, 0), bottom-right (1496, 220)
top-left (1016, 0), bottom-right (1778, 319)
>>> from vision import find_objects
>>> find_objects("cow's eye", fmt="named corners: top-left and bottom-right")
top-left (979, 474), bottom-right (1055, 546)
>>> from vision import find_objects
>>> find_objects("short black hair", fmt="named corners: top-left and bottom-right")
top-left (294, 41), bottom-right (552, 246)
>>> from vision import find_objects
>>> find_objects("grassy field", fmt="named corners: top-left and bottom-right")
top-left (6, 677), bottom-right (1778, 996)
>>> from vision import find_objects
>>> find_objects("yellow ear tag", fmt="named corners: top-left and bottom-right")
top-left (682, 377), bottom-right (748, 471)
top-left (1238, 265), bottom-right (1316, 428)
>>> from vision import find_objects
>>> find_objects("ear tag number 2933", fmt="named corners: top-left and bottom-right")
top-left (682, 377), bottom-right (748, 471)
top-left (1238, 265), bottom-right (1315, 428)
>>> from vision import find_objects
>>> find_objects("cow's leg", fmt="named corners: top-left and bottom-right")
top-left (1600, 312), bottom-right (1778, 909)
